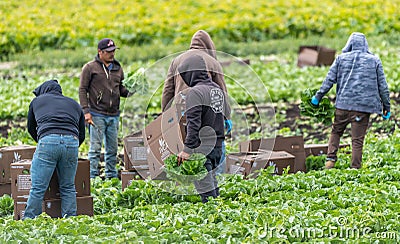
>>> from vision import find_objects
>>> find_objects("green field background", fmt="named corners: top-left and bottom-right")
top-left (1, 0), bottom-right (399, 58)
top-left (1, 1), bottom-right (400, 242)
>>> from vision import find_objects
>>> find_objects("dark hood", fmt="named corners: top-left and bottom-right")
top-left (33, 79), bottom-right (62, 97)
top-left (189, 30), bottom-right (217, 59)
top-left (178, 54), bottom-right (212, 87)
top-left (342, 32), bottom-right (370, 53)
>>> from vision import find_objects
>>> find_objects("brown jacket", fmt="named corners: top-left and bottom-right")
top-left (79, 55), bottom-right (129, 116)
top-left (161, 30), bottom-right (227, 111)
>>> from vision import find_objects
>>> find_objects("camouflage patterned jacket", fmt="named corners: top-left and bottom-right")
top-left (315, 32), bottom-right (390, 114)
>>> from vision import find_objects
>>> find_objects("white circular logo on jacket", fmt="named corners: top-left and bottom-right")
top-left (210, 88), bottom-right (224, 113)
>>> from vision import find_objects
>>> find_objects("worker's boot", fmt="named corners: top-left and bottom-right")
top-left (324, 160), bottom-right (335, 170)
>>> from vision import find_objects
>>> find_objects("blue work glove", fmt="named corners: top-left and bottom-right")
top-left (382, 111), bottom-right (391, 120)
top-left (311, 96), bottom-right (319, 106)
top-left (224, 120), bottom-right (232, 135)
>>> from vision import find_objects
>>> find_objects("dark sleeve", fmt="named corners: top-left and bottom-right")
top-left (120, 84), bottom-right (130, 97)
top-left (78, 110), bottom-right (86, 146)
top-left (119, 67), bottom-right (130, 97)
top-left (162, 61), bottom-right (177, 112)
top-left (27, 102), bottom-right (38, 142)
top-left (79, 64), bottom-right (91, 114)
top-left (183, 91), bottom-right (203, 153)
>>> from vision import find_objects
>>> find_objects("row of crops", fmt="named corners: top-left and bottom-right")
top-left (1, 0), bottom-right (400, 57)
top-left (0, 131), bottom-right (399, 242)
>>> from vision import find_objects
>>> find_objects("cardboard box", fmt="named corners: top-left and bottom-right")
top-left (13, 195), bottom-right (35, 220)
top-left (227, 151), bottom-right (295, 178)
top-left (10, 160), bottom-right (35, 198)
top-left (144, 105), bottom-right (186, 180)
top-left (226, 153), bottom-right (252, 176)
top-left (0, 183), bottom-right (11, 197)
top-left (121, 170), bottom-right (151, 190)
top-left (72, 159), bottom-right (91, 197)
top-left (14, 195), bottom-right (93, 220)
top-left (11, 159), bottom-right (90, 199)
top-left (250, 151), bottom-right (295, 178)
top-left (123, 131), bottom-right (148, 170)
top-left (0, 145), bottom-right (36, 183)
top-left (13, 196), bottom-right (26, 220)
top-left (239, 136), bottom-right (306, 172)
top-left (44, 196), bottom-right (94, 218)
top-left (304, 144), bottom-right (328, 157)
top-left (226, 151), bottom-right (262, 174)
top-left (297, 45), bottom-right (336, 67)
top-left (239, 139), bottom-right (261, 152)
top-left (304, 143), bottom-right (350, 157)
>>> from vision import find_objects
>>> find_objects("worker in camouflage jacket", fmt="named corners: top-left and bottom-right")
top-left (311, 32), bottom-right (391, 169)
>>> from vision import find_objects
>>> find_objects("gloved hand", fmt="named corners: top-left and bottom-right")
top-left (382, 111), bottom-right (391, 120)
top-left (224, 119), bottom-right (232, 135)
top-left (311, 96), bottom-right (319, 106)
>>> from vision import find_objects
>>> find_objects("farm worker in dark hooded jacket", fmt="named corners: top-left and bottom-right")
top-left (311, 32), bottom-right (391, 170)
top-left (24, 79), bottom-right (85, 219)
top-left (162, 30), bottom-right (231, 174)
top-left (177, 54), bottom-right (231, 203)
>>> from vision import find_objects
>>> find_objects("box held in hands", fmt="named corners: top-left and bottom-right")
top-left (144, 104), bottom-right (186, 180)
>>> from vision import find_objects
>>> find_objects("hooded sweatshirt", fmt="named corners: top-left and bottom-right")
top-left (315, 32), bottom-right (390, 114)
top-left (178, 55), bottom-right (231, 154)
top-left (79, 55), bottom-right (129, 116)
top-left (161, 30), bottom-right (227, 111)
top-left (28, 80), bottom-right (85, 145)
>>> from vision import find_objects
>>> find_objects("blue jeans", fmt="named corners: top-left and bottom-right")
top-left (215, 141), bottom-right (226, 175)
top-left (89, 115), bottom-right (119, 178)
top-left (24, 134), bottom-right (78, 219)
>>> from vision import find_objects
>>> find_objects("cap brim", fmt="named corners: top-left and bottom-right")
top-left (103, 46), bottom-right (118, 51)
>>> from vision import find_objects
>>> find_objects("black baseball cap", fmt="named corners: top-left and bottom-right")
top-left (98, 38), bottom-right (118, 51)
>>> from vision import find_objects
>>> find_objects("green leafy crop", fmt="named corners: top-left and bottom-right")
top-left (299, 88), bottom-right (335, 125)
top-left (0, 195), bottom-right (13, 217)
top-left (123, 67), bottom-right (149, 95)
top-left (305, 155), bottom-right (326, 171)
top-left (164, 153), bottom-right (208, 185)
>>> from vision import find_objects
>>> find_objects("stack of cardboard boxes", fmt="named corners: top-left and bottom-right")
top-left (123, 106), bottom-right (349, 182)
top-left (122, 102), bottom-right (186, 190)
top-left (11, 159), bottom-right (93, 220)
top-left (230, 135), bottom-right (350, 178)
top-left (0, 145), bottom-right (36, 197)
top-left (236, 135), bottom-right (307, 175)
top-left (227, 151), bottom-right (296, 178)
top-left (122, 131), bottom-right (151, 190)
top-left (297, 45), bottom-right (336, 68)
